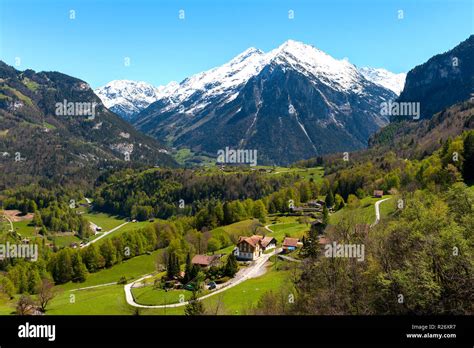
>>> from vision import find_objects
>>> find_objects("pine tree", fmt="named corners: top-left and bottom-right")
top-left (322, 205), bottom-right (329, 225)
top-left (224, 253), bottom-right (238, 277)
top-left (167, 252), bottom-right (180, 279)
top-left (325, 190), bottom-right (335, 208)
top-left (183, 253), bottom-right (192, 284)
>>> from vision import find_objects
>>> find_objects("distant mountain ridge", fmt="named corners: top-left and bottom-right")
top-left (95, 80), bottom-right (179, 120)
top-left (131, 40), bottom-right (397, 165)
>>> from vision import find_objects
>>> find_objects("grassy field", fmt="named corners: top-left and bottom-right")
top-left (57, 249), bottom-right (164, 291)
top-left (118, 221), bottom-right (152, 233)
top-left (0, 294), bottom-right (15, 315)
top-left (48, 285), bottom-right (130, 315)
top-left (12, 220), bottom-right (37, 237)
top-left (329, 195), bottom-right (396, 225)
top-left (253, 166), bottom-right (324, 182)
top-left (132, 287), bottom-right (194, 306)
top-left (83, 212), bottom-right (126, 231)
top-left (83, 212), bottom-right (154, 244)
top-left (50, 234), bottom-right (81, 248)
top-left (199, 266), bottom-right (290, 315)
top-left (266, 221), bottom-right (309, 243)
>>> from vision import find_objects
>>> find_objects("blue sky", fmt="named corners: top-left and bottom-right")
top-left (0, 0), bottom-right (472, 88)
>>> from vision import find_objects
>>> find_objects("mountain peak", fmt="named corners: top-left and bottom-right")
top-left (267, 40), bottom-right (362, 92)
top-left (232, 47), bottom-right (264, 62)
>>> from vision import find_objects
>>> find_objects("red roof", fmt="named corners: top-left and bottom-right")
top-left (191, 254), bottom-right (220, 266)
top-left (283, 237), bottom-right (299, 247)
top-left (238, 235), bottom-right (263, 248)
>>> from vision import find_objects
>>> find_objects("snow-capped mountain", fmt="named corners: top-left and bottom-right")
top-left (358, 67), bottom-right (406, 95)
top-left (134, 40), bottom-right (397, 165)
top-left (95, 80), bottom-right (178, 120)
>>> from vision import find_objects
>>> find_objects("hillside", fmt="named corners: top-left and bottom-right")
top-left (397, 35), bottom-right (473, 120)
top-left (0, 62), bottom-right (176, 187)
top-left (369, 101), bottom-right (474, 159)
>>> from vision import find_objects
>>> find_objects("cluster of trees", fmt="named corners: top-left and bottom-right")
top-left (47, 219), bottom-right (192, 284)
top-left (0, 260), bottom-right (47, 297)
top-left (14, 278), bottom-right (57, 314)
top-left (265, 180), bottom-right (322, 214)
top-left (35, 202), bottom-right (91, 236)
top-left (290, 184), bottom-right (474, 315)
top-left (1, 184), bottom-right (91, 235)
top-left (93, 168), bottom-right (296, 220)
top-left (318, 130), bottom-right (474, 204)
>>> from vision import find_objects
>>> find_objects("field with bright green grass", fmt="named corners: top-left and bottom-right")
top-left (199, 267), bottom-right (291, 315)
top-left (47, 285), bottom-right (130, 315)
top-left (83, 212), bottom-right (125, 231)
top-left (132, 287), bottom-right (194, 306)
top-left (329, 195), bottom-right (396, 225)
top-left (57, 249), bottom-right (164, 291)
top-left (272, 166), bottom-right (324, 182)
top-left (50, 234), bottom-right (81, 248)
top-left (172, 148), bottom-right (215, 166)
top-left (12, 220), bottom-right (37, 237)
top-left (211, 219), bottom-right (265, 240)
top-left (252, 165), bottom-right (324, 181)
top-left (265, 221), bottom-right (309, 243)
top-left (118, 220), bottom-right (152, 233)
top-left (0, 294), bottom-right (15, 315)
top-left (90, 220), bottom-right (153, 245)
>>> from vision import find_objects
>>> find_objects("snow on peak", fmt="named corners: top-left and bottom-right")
top-left (358, 67), bottom-right (406, 95)
top-left (97, 40), bottom-right (403, 119)
top-left (95, 79), bottom-right (178, 118)
top-left (266, 39), bottom-right (363, 91)
top-left (170, 46), bottom-right (268, 106)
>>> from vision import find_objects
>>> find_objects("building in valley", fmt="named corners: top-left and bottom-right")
top-left (191, 254), bottom-right (222, 269)
top-left (233, 235), bottom-right (277, 260)
top-left (282, 237), bottom-right (302, 253)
